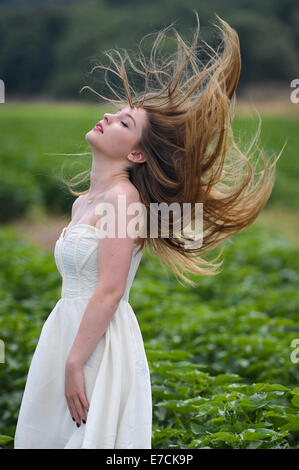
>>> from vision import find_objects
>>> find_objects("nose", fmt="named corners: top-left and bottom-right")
top-left (103, 113), bottom-right (111, 124)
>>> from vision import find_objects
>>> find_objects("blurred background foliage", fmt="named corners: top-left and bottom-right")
top-left (0, 0), bottom-right (298, 99)
top-left (1, 0), bottom-right (299, 450)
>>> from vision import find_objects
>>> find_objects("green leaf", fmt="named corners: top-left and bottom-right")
top-left (0, 435), bottom-right (14, 444)
top-left (240, 428), bottom-right (278, 441)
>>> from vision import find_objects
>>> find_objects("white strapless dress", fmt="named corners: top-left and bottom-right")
top-left (14, 224), bottom-right (152, 449)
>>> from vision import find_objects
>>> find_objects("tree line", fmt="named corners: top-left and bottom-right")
top-left (0, 0), bottom-right (298, 100)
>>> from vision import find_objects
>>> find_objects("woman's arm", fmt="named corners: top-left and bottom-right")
top-left (64, 289), bottom-right (121, 426)
top-left (66, 183), bottom-right (140, 366)
top-left (66, 288), bottom-right (122, 367)
top-left (65, 184), bottom-right (141, 425)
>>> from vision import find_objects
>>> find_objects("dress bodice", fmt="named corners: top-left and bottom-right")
top-left (54, 224), bottom-right (142, 301)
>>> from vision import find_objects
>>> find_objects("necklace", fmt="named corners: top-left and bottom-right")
top-left (86, 187), bottom-right (109, 204)
top-left (86, 192), bottom-right (96, 204)
top-left (86, 189), bottom-right (105, 204)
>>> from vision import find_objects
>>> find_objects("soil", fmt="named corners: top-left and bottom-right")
top-left (236, 81), bottom-right (299, 116)
top-left (10, 214), bottom-right (70, 252)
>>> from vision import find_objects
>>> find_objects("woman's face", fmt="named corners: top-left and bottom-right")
top-left (86, 105), bottom-right (148, 163)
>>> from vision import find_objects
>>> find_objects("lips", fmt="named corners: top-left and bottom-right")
top-left (94, 122), bottom-right (103, 133)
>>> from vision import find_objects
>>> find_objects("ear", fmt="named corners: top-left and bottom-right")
top-left (128, 151), bottom-right (146, 164)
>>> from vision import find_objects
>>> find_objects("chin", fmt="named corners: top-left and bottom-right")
top-left (85, 129), bottom-right (100, 146)
top-left (85, 130), bottom-right (94, 142)
top-left (85, 130), bottom-right (104, 154)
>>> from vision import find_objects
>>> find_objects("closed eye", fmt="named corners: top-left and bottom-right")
top-left (121, 121), bottom-right (128, 128)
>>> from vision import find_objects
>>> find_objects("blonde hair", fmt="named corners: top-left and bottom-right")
top-left (63, 11), bottom-right (284, 287)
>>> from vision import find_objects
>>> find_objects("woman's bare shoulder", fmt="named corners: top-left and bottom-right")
top-left (105, 182), bottom-right (141, 202)
top-left (71, 194), bottom-right (86, 216)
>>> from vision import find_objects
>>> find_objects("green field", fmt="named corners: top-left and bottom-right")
top-left (0, 104), bottom-right (299, 449)
top-left (0, 103), bottom-right (298, 220)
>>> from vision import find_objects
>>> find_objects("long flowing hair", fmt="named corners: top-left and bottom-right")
top-left (62, 11), bottom-right (284, 286)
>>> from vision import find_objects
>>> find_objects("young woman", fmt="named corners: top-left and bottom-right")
top-left (14, 12), bottom-right (282, 449)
